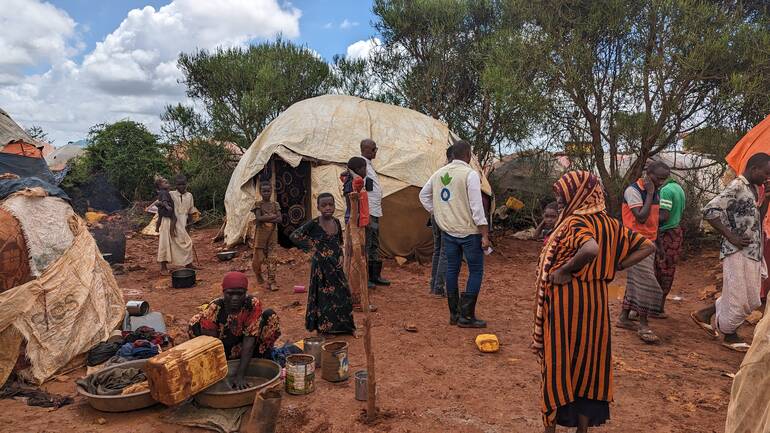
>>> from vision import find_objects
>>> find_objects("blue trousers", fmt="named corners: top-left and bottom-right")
top-left (442, 232), bottom-right (484, 295)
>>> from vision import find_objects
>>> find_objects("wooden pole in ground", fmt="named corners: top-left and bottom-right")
top-left (349, 192), bottom-right (376, 422)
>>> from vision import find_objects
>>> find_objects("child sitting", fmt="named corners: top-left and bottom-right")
top-left (535, 201), bottom-right (559, 242)
top-left (290, 193), bottom-right (356, 335)
top-left (252, 181), bottom-right (282, 291)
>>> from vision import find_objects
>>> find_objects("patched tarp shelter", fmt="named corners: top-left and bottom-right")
top-left (0, 108), bottom-right (57, 185)
top-left (224, 95), bottom-right (492, 261)
top-left (0, 108), bottom-right (124, 385)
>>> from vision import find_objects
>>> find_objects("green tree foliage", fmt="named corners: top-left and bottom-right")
top-left (331, 54), bottom-right (383, 101)
top-left (177, 139), bottom-right (235, 213)
top-left (682, 127), bottom-right (742, 160)
top-left (177, 39), bottom-right (332, 149)
top-left (160, 104), bottom-right (211, 145)
top-left (24, 125), bottom-right (52, 144)
top-left (84, 120), bottom-right (169, 200)
top-left (489, 0), bottom-right (770, 211)
top-left (369, 0), bottom-right (543, 165)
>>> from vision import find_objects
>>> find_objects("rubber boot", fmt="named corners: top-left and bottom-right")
top-left (367, 263), bottom-right (375, 289)
top-left (371, 262), bottom-right (391, 286)
top-left (447, 290), bottom-right (460, 325)
top-left (457, 293), bottom-right (486, 328)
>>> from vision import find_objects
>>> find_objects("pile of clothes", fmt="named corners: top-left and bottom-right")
top-left (86, 326), bottom-right (171, 367)
top-left (76, 367), bottom-right (147, 396)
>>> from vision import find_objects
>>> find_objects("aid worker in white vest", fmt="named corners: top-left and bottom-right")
top-left (419, 140), bottom-right (491, 328)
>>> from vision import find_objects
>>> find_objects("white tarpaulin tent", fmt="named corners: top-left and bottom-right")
top-left (224, 95), bottom-right (491, 261)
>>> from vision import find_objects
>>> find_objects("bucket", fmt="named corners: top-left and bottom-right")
top-left (285, 354), bottom-right (315, 395)
top-left (354, 370), bottom-right (368, 401)
top-left (126, 300), bottom-right (149, 316)
top-left (303, 336), bottom-right (325, 368)
top-left (321, 341), bottom-right (349, 382)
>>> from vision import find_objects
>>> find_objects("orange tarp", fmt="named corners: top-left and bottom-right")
top-left (726, 114), bottom-right (770, 174)
top-left (0, 141), bottom-right (44, 159)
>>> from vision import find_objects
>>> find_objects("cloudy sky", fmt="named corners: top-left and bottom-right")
top-left (0, 0), bottom-right (381, 144)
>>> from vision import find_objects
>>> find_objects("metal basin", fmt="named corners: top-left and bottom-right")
top-left (76, 359), bottom-right (157, 412)
top-left (194, 359), bottom-right (281, 409)
top-left (216, 251), bottom-right (237, 261)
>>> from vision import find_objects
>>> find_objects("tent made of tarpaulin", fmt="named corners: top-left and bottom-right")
top-left (46, 143), bottom-right (85, 171)
top-left (726, 113), bottom-right (770, 174)
top-left (0, 194), bottom-right (123, 385)
top-left (0, 108), bottom-right (35, 147)
top-left (224, 94), bottom-right (492, 262)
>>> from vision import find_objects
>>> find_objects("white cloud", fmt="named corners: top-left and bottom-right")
top-left (339, 19), bottom-right (359, 29)
top-left (0, 0), bottom-right (80, 83)
top-left (346, 38), bottom-right (381, 60)
top-left (323, 22), bottom-right (333, 29)
top-left (0, 0), bottom-right (302, 144)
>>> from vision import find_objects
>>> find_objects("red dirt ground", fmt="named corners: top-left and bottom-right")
top-left (0, 228), bottom-right (746, 433)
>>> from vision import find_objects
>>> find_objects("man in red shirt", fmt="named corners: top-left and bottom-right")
top-left (617, 161), bottom-right (670, 344)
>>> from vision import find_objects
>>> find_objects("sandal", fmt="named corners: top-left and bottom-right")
top-left (690, 312), bottom-right (718, 338)
top-left (638, 328), bottom-right (660, 344)
top-left (721, 341), bottom-right (750, 352)
top-left (616, 318), bottom-right (637, 331)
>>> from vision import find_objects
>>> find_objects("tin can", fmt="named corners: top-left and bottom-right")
top-left (321, 341), bottom-right (349, 382)
top-left (126, 300), bottom-right (149, 316)
top-left (303, 336), bottom-right (325, 368)
top-left (354, 370), bottom-right (368, 401)
top-left (285, 354), bottom-right (315, 395)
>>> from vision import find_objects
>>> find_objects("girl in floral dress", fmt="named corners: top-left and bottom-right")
top-left (291, 193), bottom-right (356, 335)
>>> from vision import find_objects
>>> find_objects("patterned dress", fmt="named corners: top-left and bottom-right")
top-left (291, 218), bottom-right (356, 334)
top-left (188, 296), bottom-right (280, 359)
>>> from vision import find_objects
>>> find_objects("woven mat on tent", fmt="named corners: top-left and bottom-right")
top-left (0, 197), bottom-right (124, 385)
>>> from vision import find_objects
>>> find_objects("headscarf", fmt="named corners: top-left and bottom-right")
top-left (532, 171), bottom-right (606, 354)
top-left (222, 271), bottom-right (248, 291)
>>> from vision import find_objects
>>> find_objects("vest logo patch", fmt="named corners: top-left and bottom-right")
top-left (440, 172), bottom-right (452, 201)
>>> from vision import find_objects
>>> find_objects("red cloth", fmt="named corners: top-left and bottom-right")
top-left (352, 177), bottom-right (370, 227)
top-left (222, 271), bottom-right (248, 291)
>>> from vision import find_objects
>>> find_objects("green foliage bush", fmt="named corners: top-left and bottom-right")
top-left (77, 120), bottom-right (169, 200)
top-left (169, 139), bottom-right (236, 213)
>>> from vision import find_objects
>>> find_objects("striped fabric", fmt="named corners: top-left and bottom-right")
top-left (532, 171), bottom-right (651, 427)
top-left (539, 213), bottom-right (649, 425)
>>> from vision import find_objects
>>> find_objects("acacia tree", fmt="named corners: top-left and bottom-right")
top-left (177, 39), bottom-right (332, 149)
top-left (490, 0), bottom-right (768, 211)
top-left (369, 0), bottom-right (542, 165)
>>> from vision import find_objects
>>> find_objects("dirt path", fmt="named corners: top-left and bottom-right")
top-left (0, 228), bottom-right (744, 433)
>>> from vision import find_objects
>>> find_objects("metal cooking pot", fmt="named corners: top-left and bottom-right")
top-left (171, 268), bottom-right (196, 288)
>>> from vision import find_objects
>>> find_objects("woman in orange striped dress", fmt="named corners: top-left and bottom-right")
top-left (532, 171), bottom-right (655, 432)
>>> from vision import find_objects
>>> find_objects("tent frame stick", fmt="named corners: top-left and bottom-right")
top-left (349, 192), bottom-right (377, 422)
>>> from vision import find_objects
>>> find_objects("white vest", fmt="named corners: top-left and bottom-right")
top-left (432, 161), bottom-right (479, 236)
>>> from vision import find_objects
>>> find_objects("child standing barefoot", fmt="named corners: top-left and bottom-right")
top-left (290, 193), bottom-right (356, 335)
top-left (252, 181), bottom-right (282, 291)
